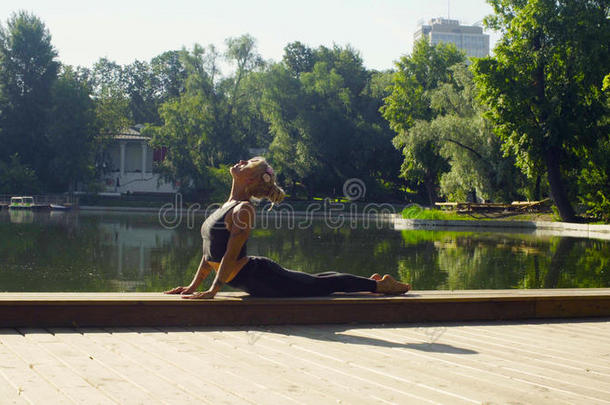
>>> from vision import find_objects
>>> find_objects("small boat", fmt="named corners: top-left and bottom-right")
top-left (8, 196), bottom-right (49, 210)
top-left (50, 203), bottom-right (71, 211)
top-left (8, 196), bottom-right (35, 209)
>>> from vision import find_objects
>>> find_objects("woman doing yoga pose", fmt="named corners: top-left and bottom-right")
top-left (165, 157), bottom-right (411, 298)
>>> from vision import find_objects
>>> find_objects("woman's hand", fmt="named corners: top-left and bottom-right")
top-left (181, 289), bottom-right (216, 299)
top-left (164, 285), bottom-right (196, 295)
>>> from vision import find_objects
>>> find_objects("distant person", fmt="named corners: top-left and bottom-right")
top-left (165, 157), bottom-right (411, 299)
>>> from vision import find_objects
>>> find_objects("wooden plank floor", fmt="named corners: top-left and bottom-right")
top-left (1, 289), bottom-right (609, 327)
top-left (1, 318), bottom-right (609, 404)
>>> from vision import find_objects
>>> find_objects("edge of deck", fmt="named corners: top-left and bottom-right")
top-left (1, 289), bottom-right (609, 327)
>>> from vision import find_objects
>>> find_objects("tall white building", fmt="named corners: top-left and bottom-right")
top-left (414, 18), bottom-right (490, 58)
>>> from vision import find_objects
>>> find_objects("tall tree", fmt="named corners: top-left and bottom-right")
top-left (381, 39), bottom-right (465, 205)
top-left (222, 34), bottom-right (265, 157)
top-left (263, 44), bottom-right (403, 200)
top-left (0, 11), bottom-right (59, 181)
top-left (46, 66), bottom-right (97, 191)
top-left (282, 41), bottom-right (315, 77)
top-left (427, 64), bottom-right (525, 202)
top-left (150, 50), bottom-right (187, 100)
top-left (576, 74), bottom-right (610, 221)
top-left (472, 0), bottom-right (610, 221)
top-left (147, 37), bottom-right (265, 198)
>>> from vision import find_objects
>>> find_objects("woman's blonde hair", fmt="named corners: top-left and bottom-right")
top-left (245, 157), bottom-right (286, 208)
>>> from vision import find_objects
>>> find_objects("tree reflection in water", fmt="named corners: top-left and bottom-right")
top-left (0, 211), bottom-right (608, 292)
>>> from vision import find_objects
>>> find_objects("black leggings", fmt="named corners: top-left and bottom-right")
top-left (227, 256), bottom-right (377, 297)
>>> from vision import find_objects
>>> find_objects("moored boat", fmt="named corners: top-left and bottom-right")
top-left (8, 196), bottom-right (49, 210)
top-left (50, 203), bottom-right (71, 211)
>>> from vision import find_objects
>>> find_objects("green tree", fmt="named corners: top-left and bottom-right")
top-left (576, 73), bottom-right (610, 221)
top-left (0, 11), bottom-right (59, 183)
top-left (472, 0), bottom-right (610, 221)
top-left (46, 66), bottom-right (98, 191)
top-left (89, 58), bottom-right (132, 137)
top-left (428, 64), bottom-right (525, 202)
top-left (282, 41), bottom-right (315, 77)
top-left (147, 36), bottom-right (265, 198)
top-left (122, 60), bottom-right (160, 124)
top-left (146, 45), bottom-right (218, 195)
top-left (0, 154), bottom-right (40, 194)
top-left (222, 34), bottom-right (266, 158)
top-left (263, 44), bottom-right (403, 199)
top-left (381, 39), bottom-right (465, 205)
top-left (150, 50), bottom-right (187, 100)
top-left (87, 58), bottom-right (132, 180)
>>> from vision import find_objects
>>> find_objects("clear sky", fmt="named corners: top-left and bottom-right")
top-left (2, 0), bottom-right (500, 71)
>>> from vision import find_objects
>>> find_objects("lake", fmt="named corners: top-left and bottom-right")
top-left (0, 210), bottom-right (608, 292)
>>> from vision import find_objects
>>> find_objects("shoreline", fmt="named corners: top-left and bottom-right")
top-left (393, 217), bottom-right (610, 240)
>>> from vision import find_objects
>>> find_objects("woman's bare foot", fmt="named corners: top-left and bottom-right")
top-left (375, 274), bottom-right (411, 295)
top-left (370, 273), bottom-right (382, 281)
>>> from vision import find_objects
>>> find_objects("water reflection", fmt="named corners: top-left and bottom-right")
top-left (8, 209), bottom-right (34, 224)
top-left (0, 211), bottom-right (607, 292)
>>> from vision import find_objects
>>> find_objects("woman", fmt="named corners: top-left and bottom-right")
top-left (165, 157), bottom-right (411, 299)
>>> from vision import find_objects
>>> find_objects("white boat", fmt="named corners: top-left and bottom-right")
top-left (50, 203), bottom-right (71, 211)
top-left (8, 196), bottom-right (36, 209)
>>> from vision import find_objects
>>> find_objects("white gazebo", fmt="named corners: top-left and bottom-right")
top-left (101, 127), bottom-right (177, 195)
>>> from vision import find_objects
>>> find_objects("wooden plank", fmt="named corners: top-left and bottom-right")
top-left (79, 328), bottom-right (249, 405)
top-left (0, 329), bottom-right (79, 404)
top-left (251, 325), bottom-right (484, 404)
top-left (197, 326), bottom-right (454, 404)
top-left (390, 322), bottom-right (610, 382)
top-left (0, 291), bottom-right (609, 327)
top-left (0, 339), bottom-right (30, 405)
top-left (2, 289), bottom-right (610, 302)
top-left (367, 324), bottom-right (610, 403)
top-left (1, 321), bottom-right (609, 404)
top-left (191, 326), bottom-right (395, 404)
top-left (270, 324), bottom-right (579, 405)
top-left (450, 323), bottom-right (610, 372)
top-left (112, 327), bottom-right (292, 404)
top-left (159, 326), bottom-right (359, 405)
top-left (306, 323), bottom-right (607, 404)
top-left (45, 328), bottom-right (203, 404)
top-left (229, 325), bottom-right (507, 404)
top-left (120, 327), bottom-right (302, 404)
top-left (354, 324), bottom-right (581, 404)
top-left (16, 328), bottom-right (157, 404)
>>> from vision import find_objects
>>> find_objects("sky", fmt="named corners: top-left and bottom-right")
top-left (1, 0), bottom-right (500, 72)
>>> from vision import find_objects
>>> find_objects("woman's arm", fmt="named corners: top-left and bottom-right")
top-left (183, 202), bottom-right (254, 299)
top-left (164, 256), bottom-right (213, 294)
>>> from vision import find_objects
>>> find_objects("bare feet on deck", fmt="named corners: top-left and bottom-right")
top-left (375, 274), bottom-right (411, 295)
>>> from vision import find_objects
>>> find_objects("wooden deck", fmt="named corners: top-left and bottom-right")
top-left (1, 289), bottom-right (609, 327)
top-left (1, 319), bottom-right (609, 404)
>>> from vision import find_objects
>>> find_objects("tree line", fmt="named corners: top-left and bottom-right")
top-left (0, 1), bottom-right (608, 222)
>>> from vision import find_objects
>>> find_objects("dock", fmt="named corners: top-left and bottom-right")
top-left (1, 290), bottom-right (610, 403)
top-left (1, 289), bottom-right (609, 327)
top-left (1, 319), bottom-right (609, 403)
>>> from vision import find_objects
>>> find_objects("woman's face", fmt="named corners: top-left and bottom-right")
top-left (230, 157), bottom-right (263, 180)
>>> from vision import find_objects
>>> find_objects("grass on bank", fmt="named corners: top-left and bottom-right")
top-left (401, 205), bottom-right (471, 220)
top-left (401, 204), bottom-right (557, 222)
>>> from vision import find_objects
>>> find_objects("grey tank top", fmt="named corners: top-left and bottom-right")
top-left (201, 200), bottom-right (248, 262)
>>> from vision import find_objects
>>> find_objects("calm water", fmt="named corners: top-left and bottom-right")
top-left (0, 210), bottom-right (608, 292)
